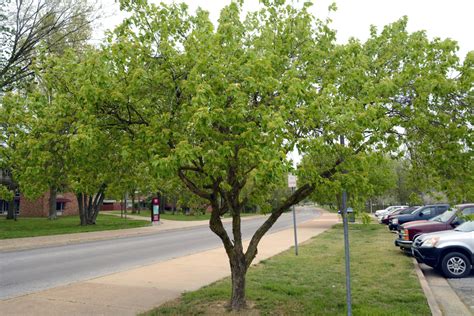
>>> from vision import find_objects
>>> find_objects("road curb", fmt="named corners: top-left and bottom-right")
top-left (412, 258), bottom-right (442, 316)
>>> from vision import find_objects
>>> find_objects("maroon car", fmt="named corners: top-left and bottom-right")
top-left (395, 203), bottom-right (474, 249)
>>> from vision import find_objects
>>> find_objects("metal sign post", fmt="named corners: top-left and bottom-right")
top-left (341, 190), bottom-right (352, 315)
top-left (340, 135), bottom-right (352, 316)
top-left (288, 174), bottom-right (298, 256)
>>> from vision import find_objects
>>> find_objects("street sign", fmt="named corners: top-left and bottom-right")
top-left (288, 174), bottom-right (297, 188)
top-left (151, 198), bottom-right (160, 222)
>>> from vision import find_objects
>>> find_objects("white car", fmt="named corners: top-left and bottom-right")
top-left (375, 205), bottom-right (408, 218)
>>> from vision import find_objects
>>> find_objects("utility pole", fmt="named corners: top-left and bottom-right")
top-left (340, 135), bottom-right (352, 316)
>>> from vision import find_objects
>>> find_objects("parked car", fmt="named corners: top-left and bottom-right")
top-left (375, 205), bottom-right (408, 218)
top-left (381, 206), bottom-right (419, 225)
top-left (379, 207), bottom-right (405, 224)
top-left (395, 204), bottom-right (474, 249)
top-left (387, 206), bottom-right (421, 230)
top-left (412, 221), bottom-right (474, 278)
top-left (390, 204), bottom-right (449, 231)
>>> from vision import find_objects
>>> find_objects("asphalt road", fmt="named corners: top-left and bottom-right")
top-left (448, 274), bottom-right (474, 313)
top-left (0, 208), bottom-right (320, 300)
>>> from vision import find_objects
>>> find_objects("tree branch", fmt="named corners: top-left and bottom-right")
top-left (244, 182), bottom-right (315, 267)
top-left (178, 168), bottom-right (212, 200)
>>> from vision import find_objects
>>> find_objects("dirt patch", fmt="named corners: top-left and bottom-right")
top-left (156, 299), bottom-right (260, 315)
top-left (196, 300), bottom-right (260, 315)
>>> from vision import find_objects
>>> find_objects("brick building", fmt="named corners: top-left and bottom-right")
top-left (17, 192), bottom-right (79, 217)
top-left (0, 192), bottom-right (132, 217)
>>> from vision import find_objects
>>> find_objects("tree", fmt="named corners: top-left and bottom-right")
top-left (37, 0), bottom-right (472, 310)
top-left (49, 1), bottom-right (333, 308)
top-left (2, 88), bottom-right (72, 220)
top-left (1, 47), bottom-right (127, 224)
top-left (0, 0), bottom-right (96, 93)
top-left (0, 90), bottom-right (23, 219)
top-left (0, 0), bottom-right (98, 220)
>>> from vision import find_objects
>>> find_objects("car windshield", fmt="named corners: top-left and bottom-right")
top-left (431, 210), bottom-right (454, 222)
top-left (400, 207), bottom-right (417, 214)
top-left (410, 206), bottom-right (422, 214)
top-left (454, 221), bottom-right (474, 232)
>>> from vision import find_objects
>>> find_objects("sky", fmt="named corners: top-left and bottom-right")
top-left (96, 0), bottom-right (474, 58)
top-left (95, 0), bottom-right (474, 166)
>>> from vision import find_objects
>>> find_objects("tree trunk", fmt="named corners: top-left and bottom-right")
top-left (48, 188), bottom-right (57, 220)
top-left (76, 185), bottom-right (106, 225)
top-left (131, 193), bottom-right (136, 214)
top-left (6, 197), bottom-right (15, 220)
top-left (230, 254), bottom-right (247, 310)
top-left (91, 186), bottom-right (106, 224)
top-left (77, 193), bottom-right (87, 226)
top-left (176, 158), bottom-right (341, 312)
top-left (172, 197), bottom-right (177, 215)
top-left (86, 194), bottom-right (93, 224)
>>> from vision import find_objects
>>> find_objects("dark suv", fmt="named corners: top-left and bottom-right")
top-left (387, 206), bottom-right (420, 230)
top-left (390, 204), bottom-right (449, 231)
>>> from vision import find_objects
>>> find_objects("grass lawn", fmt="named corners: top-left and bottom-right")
top-left (111, 210), bottom-right (258, 221)
top-left (0, 214), bottom-right (151, 239)
top-left (145, 224), bottom-right (430, 315)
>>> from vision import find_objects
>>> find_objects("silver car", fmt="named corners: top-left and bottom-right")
top-left (375, 205), bottom-right (407, 218)
top-left (412, 221), bottom-right (474, 278)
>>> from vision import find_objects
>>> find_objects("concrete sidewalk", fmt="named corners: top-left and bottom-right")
top-left (0, 213), bottom-right (265, 252)
top-left (0, 211), bottom-right (339, 316)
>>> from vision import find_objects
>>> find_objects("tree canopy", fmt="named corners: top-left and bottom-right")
top-left (0, 0), bottom-right (97, 93)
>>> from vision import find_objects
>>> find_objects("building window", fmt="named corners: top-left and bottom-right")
top-left (0, 200), bottom-right (8, 214)
top-left (0, 199), bottom-right (20, 215)
top-left (56, 202), bottom-right (66, 214)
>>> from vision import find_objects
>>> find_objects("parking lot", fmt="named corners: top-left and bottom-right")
top-left (373, 206), bottom-right (474, 314)
top-left (448, 274), bottom-right (474, 313)
top-left (418, 263), bottom-right (473, 315)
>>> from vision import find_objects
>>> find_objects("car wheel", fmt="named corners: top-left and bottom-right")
top-left (441, 252), bottom-right (471, 278)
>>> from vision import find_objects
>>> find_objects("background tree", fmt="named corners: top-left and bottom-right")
top-left (0, 0), bottom-right (97, 93)
top-left (0, 0), bottom-right (96, 220)
top-left (3, 84), bottom-right (76, 220)
top-left (1, 47), bottom-right (131, 224)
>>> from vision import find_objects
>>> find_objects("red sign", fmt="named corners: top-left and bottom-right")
top-left (151, 198), bottom-right (160, 222)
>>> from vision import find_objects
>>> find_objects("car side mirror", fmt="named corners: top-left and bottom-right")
top-left (419, 212), bottom-right (423, 217)
top-left (451, 219), bottom-right (462, 227)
